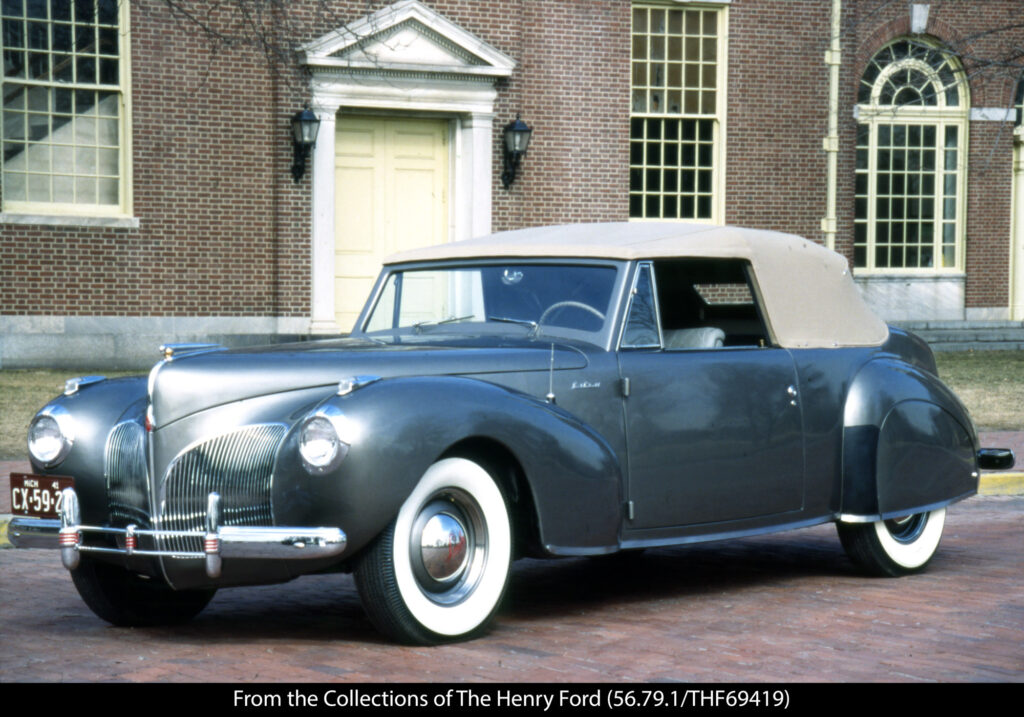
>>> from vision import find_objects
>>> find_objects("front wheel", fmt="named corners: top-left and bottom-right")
top-left (354, 457), bottom-right (512, 644)
top-left (71, 557), bottom-right (216, 626)
top-left (837, 508), bottom-right (946, 577)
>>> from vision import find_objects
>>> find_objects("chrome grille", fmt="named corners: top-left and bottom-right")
top-left (158, 424), bottom-right (286, 555)
top-left (105, 420), bottom-right (151, 528)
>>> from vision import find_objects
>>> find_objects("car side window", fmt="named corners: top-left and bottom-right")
top-left (653, 259), bottom-right (771, 349)
top-left (621, 263), bottom-right (661, 348)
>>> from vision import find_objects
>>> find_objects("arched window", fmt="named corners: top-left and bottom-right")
top-left (854, 39), bottom-right (967, 271)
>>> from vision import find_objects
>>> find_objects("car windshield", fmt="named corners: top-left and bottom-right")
top-left (362, 263), bottom-right (619, 343)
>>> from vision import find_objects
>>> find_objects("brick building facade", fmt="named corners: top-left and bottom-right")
top-left (2, 0), bottom-right (1022, 367)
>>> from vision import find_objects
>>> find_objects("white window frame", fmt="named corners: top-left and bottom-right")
top-left (854, 39), bottom-right (968, 274)
top-left (1, 0), bottom-right (133, 225)
top-left (629, 1), bottom-right (727, 224)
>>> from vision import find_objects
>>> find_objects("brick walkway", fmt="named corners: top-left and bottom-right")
top-left (1, 495), bottom-right (1021, 682)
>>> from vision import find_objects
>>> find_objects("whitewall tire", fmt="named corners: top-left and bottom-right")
top-left (838, 508), bottom-right (946, 577)
top-left (354, 457), bottom-right (512, 644)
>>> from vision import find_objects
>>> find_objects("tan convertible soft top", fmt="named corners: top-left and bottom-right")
top-left (385, 223), bottom-right (888, 349)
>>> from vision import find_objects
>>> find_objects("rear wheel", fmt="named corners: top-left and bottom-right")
top-left (837, 507), bottom-right (946, 577)
top-left (71, 557), bottom-right (216, 626)
top-left (354, 457), bottom-right (512, 644)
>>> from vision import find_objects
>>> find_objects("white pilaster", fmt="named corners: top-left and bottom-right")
top-left (1012, 128), bottom-right (1024, 320)
top-left (309, 107), bottom-right (339, 334)
top-left (466, 114), bottom-right (494, 240)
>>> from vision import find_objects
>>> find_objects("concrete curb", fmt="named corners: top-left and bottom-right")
top-left (978, 472), bottom-right (1024, 496)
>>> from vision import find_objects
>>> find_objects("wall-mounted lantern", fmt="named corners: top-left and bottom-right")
top-left (291, 108), bottom-right (321, 183)
top-left (501, 115), bottom-right (533, 189)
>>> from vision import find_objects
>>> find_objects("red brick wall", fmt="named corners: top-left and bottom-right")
top-left (965, 122), bottom-right (1014, 307)
top-left (725, 0), bottom-right (831, 240)
top-left (489, 0), bottom-right (630, 230)
top-left (2, 0), bottom-right (1020, 320)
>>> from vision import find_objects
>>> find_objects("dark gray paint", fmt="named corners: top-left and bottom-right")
top-left (20, 263), bottom-right (984, 590)
top-left (619, 346), bottom-right (804, 530)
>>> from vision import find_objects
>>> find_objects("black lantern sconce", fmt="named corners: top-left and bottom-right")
top-left (501, 114), bottom-right (533, 189)
top-left (291, 108), bottom-right (321, 183)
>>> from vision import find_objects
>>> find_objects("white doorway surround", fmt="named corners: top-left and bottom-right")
top-left (300, 0), bottom-right (515, 333)
top-left (1013, 123), bottom-right (1024, 321)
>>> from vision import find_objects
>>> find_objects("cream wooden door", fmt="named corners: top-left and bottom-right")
top-left (334, 115), bottom-right (449, 330)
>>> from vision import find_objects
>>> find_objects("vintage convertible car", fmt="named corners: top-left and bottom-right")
top-left (10, 223), bottom-right (1015, 644)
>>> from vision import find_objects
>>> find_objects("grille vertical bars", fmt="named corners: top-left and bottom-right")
top-left (158, 424), bottom-right (286, 555)
top-left (105, 420), bottom-right (150, 529)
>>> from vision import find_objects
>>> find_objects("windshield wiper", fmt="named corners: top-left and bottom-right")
top-left (487, 315), bottom-right (539, 334)
top-left (412, 314), bottom-right (474, 333)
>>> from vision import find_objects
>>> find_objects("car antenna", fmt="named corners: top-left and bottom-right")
top-left (546, 343), bottom-right (556, 404)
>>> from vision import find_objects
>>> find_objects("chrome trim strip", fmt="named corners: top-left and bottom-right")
top-left (617, 261), bottom-right (663, 350)
top-left (218, 526), bottom-right (348, 560)
top-left (838, 495), bottom-right (970, 524)
top-left (12, 488), bottom-right (347, 577)
top-left (838, 513), bottom-right (878, 524)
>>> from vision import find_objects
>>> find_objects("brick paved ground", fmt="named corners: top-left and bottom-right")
top-left (1, 495), bottom-right (1021, 683)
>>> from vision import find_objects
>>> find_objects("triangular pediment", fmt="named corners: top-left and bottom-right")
top-left (301, 0), bottom-right (514, 77)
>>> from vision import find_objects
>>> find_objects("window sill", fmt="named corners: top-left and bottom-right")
top-left (853, 272), bottom-right (965, 281)
top-left (1, 212), bottom-right (140, 229)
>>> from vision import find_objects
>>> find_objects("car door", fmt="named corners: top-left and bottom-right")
top-left (617, 261), bottom-right (805, 531)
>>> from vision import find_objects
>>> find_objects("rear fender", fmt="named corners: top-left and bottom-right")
top-left (841, 358), bottom-right (977, 519)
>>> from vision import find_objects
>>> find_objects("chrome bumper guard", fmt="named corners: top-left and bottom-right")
top-left (9, 488), bottom-right (347, 579)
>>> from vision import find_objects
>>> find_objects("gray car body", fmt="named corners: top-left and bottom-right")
top-left (21, 257), bottom-right (979, 592)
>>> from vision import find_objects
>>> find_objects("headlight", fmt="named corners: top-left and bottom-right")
top-left (28, 407), bottom-right (75, 467)
top-left (298, 409), bottom-right (352, 474)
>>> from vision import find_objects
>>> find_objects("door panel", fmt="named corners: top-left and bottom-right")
top-left (619, 348), bottom-right (805, 529)
top-left (334, 115), bottom-right (449, 331)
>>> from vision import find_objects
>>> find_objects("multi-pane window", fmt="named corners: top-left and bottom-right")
top-left (630, 3), bottom-right (724, 221)
top-left (854, 39), bottom-right (966, 271)
top-left (2, 0), bottom-right (128, 213)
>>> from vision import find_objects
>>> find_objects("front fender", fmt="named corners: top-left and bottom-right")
top-left (26, 377), bottom-right (148, 526)
top-left (274, 376), bottom-right (623, 557)
top-left (841, 358), bottom-right (977, 518)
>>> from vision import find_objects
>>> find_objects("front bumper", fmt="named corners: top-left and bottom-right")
top-left (9, 488), bottom-right (347, 579)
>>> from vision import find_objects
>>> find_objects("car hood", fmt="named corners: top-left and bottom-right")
top-left (149, 336), bottom-right (588, 426)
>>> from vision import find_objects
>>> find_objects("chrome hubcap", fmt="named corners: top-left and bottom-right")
top-left (409, 491), bottom-right (487, 605)
top-left (420, 512), bottom-right (468, 582)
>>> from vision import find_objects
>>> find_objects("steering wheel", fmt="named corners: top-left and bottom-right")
top-left (537, 301), bottom-right (606, 327)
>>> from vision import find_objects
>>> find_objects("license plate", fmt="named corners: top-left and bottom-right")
top-left (9, 473), bottom-right (75, 519)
